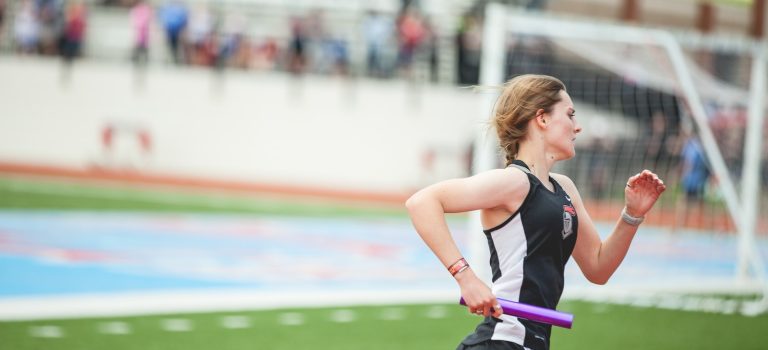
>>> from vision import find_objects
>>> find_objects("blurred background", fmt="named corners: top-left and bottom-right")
top-left (0, 0), bottom-right (767, 349)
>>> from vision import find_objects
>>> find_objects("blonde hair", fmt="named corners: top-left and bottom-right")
top-left (493, 74), bottom-right (566, 166)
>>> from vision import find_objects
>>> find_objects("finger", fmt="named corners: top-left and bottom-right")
top-left (492, 303), bottom-right (503, 318)
top-left (482, 305), bottom-right (491, 317)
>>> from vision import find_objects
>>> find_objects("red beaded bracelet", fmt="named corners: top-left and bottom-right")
top-left (448, 258), bottom-right (470, 276)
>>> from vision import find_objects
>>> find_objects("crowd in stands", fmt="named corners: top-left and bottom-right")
top-left (7, 0), bottom-right (87, 62)
top-left (0, 0), bottom-right (456, 81)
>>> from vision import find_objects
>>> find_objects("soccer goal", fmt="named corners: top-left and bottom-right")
top-left (468, 3), bottom-right (767, 315)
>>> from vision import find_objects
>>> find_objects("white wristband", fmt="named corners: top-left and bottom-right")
top-left (621, 207), bottom-right (644, 226)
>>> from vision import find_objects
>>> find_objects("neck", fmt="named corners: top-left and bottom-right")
top-left (515, 143), bottom-right (557, 181)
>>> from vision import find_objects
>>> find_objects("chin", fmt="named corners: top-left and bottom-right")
top-left (561, 149), bottom-right (576, 160)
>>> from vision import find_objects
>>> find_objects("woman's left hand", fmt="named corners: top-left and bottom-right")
top-left (625, 170), bottom-right (666, 217)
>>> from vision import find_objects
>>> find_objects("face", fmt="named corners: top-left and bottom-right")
top-left (543, 90), bottom-right (582, 160)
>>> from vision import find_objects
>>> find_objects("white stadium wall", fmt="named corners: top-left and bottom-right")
top-left (0, 56), bottom-right (482, 196)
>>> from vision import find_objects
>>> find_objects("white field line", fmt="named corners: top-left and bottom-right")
top-left (161, 318), bottom-right (193, 332)
top-left (28, 325), bottom-right (64, 338)
top-left (0, 289), bottom-right (457, 321)
top-left (2, 283), bottom-right (765, 322)
top-left (278, 312), bottom-right (305, 326)
top-left (220, 315), bottom-right (251, 329)
top-left (98, 321), bottom-right (132, 335)
top-left (379, 307), bottom-right (406, 321)
top-left (425, 305), bottom-right (448, 319)
top-left (329, 309), bottom-right (356, 323)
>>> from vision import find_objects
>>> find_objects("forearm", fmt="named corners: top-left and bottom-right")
top-left (406, 194), bottom-right (500, 317)
top-left (405, 194), bottom-right (464, 269)
top-left (591, 218), bottom-right (640, 284)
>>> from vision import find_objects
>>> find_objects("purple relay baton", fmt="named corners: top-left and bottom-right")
top-left (459, 297), bottom-right (574, 329)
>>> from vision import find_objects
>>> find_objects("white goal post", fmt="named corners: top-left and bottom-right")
top-left (469, 3), bottom-right (767, 314)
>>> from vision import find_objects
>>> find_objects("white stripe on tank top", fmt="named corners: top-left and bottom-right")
top-left (488, 213), bottom-right (528, 345)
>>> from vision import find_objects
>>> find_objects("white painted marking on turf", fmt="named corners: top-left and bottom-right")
top-left (221, 315), bottom-right (251, 329)
top-left (682, 296), bottom-right (702, 312)
top-left (161, 318), bottom-right (192, 332)
top-left (630, 295), bottom-right (655, 308)
top-left (98, 321), bottom-right (131, 335)
top-left (591, 303), bottom-right (610, 314)
top-left (0, 289), bottom-right (457, 320)
top-left (741, 300), bottom-right (765, 316)
top-left (656, 296), bottom-right (684, 310)
top-left (425, 306), bottom-right (447, 319)
top-left (330, 309), bottom-right (356, 323)
top-left (29, 325), bottom-right (63, 338)
top-left (278, 312), bottom-right (304, 326)
top-left (379, 307), bottom-right (405, 321)
top-left (724, 300), bottom-right (740, 316)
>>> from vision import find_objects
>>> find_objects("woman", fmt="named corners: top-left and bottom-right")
top-left (405, 74), bottom-right (666, 350)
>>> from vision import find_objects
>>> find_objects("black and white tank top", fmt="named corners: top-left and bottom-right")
top-left (460, 160), bottom-right (579, 350)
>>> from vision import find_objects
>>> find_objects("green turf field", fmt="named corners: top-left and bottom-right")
top-left (1, 174), bottom-right (767, 349)
top-left (2, 301), bottom-right (767, 350)
top-left (0, 176), bottom-right (408, 217)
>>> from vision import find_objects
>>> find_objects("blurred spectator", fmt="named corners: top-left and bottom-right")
top-left (326, 36), bottom-right (349, 76)
top-left (675, 135), bottom-right (710, 229)
top-left (304, 9), bottom-right (328, 74)
top-left (159, 0), bottom-right (188, 64)
top-left (643, 110), bottom-right (669, 170)
top-left (422, 16), bottom-right (438, 82)
top-left (216, 12), bottom-right (247, 69)
top-left (762, 134), bottom-right (768, 191)
top-left (363, 10), bottom-right (393, 78)
top-left (587, 138), bottom-right (613, 199)
top-left (456, 13), bottom-right (481, 85)
top-left (14, 0), bottom-right (39, 54)
top-left (60, 0), bottom-right (86, 62)
top-left (680, 135), bottom-right (705, 199)
top-left (0, 0), bottom-right (6, 44)
top-left (395, 7), bottom-right (425, 78)
top-left (251, 38), bottom-right (278, 70)
top-left (130, 0), bottom-right (152, 65)
top-left (187, 4), bottom-right (213, 66)
top-left (37, 0), bottom-right (64, 55)
top-left (287, 16), bottom-right (307, 74)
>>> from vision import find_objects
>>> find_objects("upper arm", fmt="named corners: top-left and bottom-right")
top-left (407, 168), bottom-right (530, 214)
top-left (551, 173), bottom-right (602, 280)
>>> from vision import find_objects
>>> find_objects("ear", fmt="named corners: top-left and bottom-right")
top-left (534, 109), bottom-right (547, 129)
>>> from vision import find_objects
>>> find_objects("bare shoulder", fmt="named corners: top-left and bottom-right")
top-left (471, 167), bottom-right (530, 193)
top-left (477, 167), bottom-right (531, 221)
top-left (551, 173), bottom-right (579, 197)
top-left (496, 166), bottom-right (531, 190)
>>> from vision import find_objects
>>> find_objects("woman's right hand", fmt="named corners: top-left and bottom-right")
top-left (456, 268), bottom-right (503, 318)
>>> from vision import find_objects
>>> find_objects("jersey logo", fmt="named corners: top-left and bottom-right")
top-left (562, 205), bottom-right (576, 239)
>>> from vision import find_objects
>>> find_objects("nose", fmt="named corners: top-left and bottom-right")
top-left (574, 122), bottom-right (582, 134)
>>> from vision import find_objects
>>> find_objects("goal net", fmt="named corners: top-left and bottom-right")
top-left (469, 4), bottom-right (768, 315)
